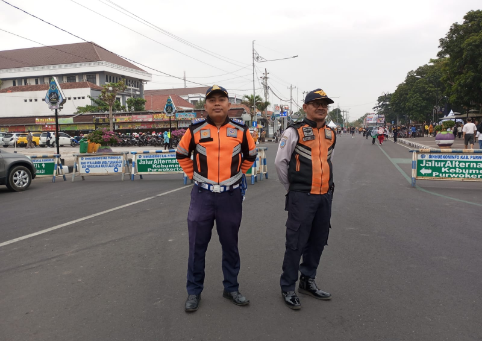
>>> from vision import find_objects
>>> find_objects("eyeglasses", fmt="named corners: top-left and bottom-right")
top-left (309, 101), bottom-right (329, 108)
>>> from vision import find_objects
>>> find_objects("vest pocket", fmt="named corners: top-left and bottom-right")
top-left (295, 154), bottom-right (300, 172)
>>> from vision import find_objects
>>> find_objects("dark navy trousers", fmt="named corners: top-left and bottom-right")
top-left (186, 186), bottom-right (243, 295)
top-left (280, 190), bottom-right (332, 292)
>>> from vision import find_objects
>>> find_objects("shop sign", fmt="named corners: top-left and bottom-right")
top-left (42, 125), bottom-right (56, 131)
top-left (60, 125), bottom-right (78, 131)
top-left (115, 116), bottom-right (132, 122)
top-left (0, 127), bottom-right (8, 132)
top-left (93, 117), bottom-right (110, 123)
top-left (77, 124), bottom-right (95, 130)
top-left (175, 112), bottom-right (196, 120)
top-left (116, 123), bottom-right (153, 129)
top-left (9, 126), bottom-right (25, 132)
top-left (25, 125), bottom-right (39, 132)
top-left (177, 121), bottom-right (191, 128)
top-left (58, 117), bottom-right (74, 124)
top-left (36, 118), bottom-right (55, 124)
top-left (132, 114), bottom-right (153, 122)
top-left (153, 122), bottom-right (171, 128)
top-left (153, 113), bottom-right (169, 121)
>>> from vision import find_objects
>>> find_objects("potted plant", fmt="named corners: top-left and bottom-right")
top-left (85, 128), bottom-right (119, 153)
top-left (434, 121), bottom-right (455, 148)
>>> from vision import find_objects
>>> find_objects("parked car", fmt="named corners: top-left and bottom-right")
top-left (2, 133), bottom-right (22, 147)
top-left (16, 133), bottom-right (41, 147)
top-left (39, 132), bottom-right (72, 147)
top-left (0, 149), bottom-right (37, 191)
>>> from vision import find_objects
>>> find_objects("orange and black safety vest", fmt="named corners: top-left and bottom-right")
top-left (288, 119), bottom-right (336, 194)
top-left (176, 115), bottom-right (257, 186)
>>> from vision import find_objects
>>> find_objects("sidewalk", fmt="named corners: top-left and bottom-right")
top-left (398, 135), bottom-right (475, 149)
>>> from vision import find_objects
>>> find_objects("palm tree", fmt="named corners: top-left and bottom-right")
top-left (242, 95), bottom-right (270, 123)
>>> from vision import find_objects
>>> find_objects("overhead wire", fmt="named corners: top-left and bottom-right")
top-left (0, 0), bottom-right (210, 87)
top-left (99, 0), bottom-right (250, 68)
top-left (70, 0), bottom-right (251, 78)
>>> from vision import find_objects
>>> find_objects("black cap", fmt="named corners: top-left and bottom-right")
top-left (205, 85), bottom-right (228, 99)
top-left (304, 89), bottom-right (334, 104)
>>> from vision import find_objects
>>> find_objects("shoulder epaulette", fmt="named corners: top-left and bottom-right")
top-left (191, 118), bottom-right (206, 125)
top-left (230, 118), bottom-right (245, 126)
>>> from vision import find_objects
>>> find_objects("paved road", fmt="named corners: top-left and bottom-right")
top-left (0, 135), bottom-right (481, 341)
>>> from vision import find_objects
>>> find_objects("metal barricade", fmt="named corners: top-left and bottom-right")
top-left (247, 147), bottom-right (268, 185)
top-left (28, 154), bottom-right (66, 182)
top-left (130, 149), bottom-right (188, 184)
top-left (410, 148), bottom-right (482, 187)
top-left (72, 152), bottom-right (130, 181)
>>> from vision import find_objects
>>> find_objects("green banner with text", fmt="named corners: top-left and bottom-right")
top-left (136, 153), bottom-right (183, 173)
top-left (416, 153), bottom-right (482, 179)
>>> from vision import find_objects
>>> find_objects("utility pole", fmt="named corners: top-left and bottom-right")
top-left (261, 68), bottom-right (269, 133)
top-left (252, 40), bottom-right (256, 126)
top-left (183, 71), bottom-right (186, 88)
top-left (287, 85), bottom-right (295, 130)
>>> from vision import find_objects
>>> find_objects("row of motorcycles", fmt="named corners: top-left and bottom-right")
top-left (70, 134), bottom-right (180, 148)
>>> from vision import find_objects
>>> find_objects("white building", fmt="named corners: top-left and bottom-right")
top-left (0, 42), bottom-right (151, 117)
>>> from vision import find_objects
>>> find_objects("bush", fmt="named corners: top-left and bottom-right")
top-left (86, 128), bottom-right (120, 145)
top-left (442, 120), bottom-right (455, 130)
top-left (433, 125), bottom-right (443, 132)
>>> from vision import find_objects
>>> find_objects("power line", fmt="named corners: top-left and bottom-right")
top-left (0, 0), bottom-right (210, 87)
top-left (99, 0), bottom-right (250, 68)
top-left (70, 0), bottom-right (251, 78)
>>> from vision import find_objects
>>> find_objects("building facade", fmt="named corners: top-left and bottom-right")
top-left (0, 42), bottom-right (151, 117)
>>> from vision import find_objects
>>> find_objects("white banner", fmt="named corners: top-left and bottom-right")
top-left (78, 155), bottom-right (123, 174)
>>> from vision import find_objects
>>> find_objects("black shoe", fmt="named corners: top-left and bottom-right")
top-left (298, 275), bottom-right (332, 300)
top-left (223, 290), bottom-right (250, 306)
top-left (185, 294), bottom-right (201, 312)
top-left (282, 291), bottom-right (301, 310)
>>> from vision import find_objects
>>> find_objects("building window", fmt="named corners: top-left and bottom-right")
top-left (35, 78), bottom-right (39, 85)
top-left (35, 99), bottom-right (38, 102)
top-left (106, 75), bottom-right (108, 82)
top-left (67, 75), bottom-right (76, 83)
top-left (24, 99), bottom-right (27, 102)
top-left (24, 79), bottom-right (28, 85)
top-left (109, 76), bottom-right (111, 82)
top-left (68, 97), bottom-right (71, 100)
top-left (73, 97), bottom-right (77, 100)
top-left (13, 80), bottom-right (16, 86)
top-left (86, 74), bottom-right (96, 84)
top-left (29, 99), bottom-right (32, 102)
top-left (82, 96), bottom-right (85, 99)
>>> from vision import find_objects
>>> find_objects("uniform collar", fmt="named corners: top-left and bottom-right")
top-left (206, 114), bottom-right (230, 127)
top-left (304, 118), bottom-right (326, 128)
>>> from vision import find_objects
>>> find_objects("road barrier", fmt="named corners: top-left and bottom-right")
top-left (130, 150), bottom-right (188, 184)
top-left (72, 152), bottom-right (130, 181)
top-left (29, 154), bottom-right (66, 182)
top-left (247, 147), bottom-right (268, 185)
top-left (410, 149), bottom-right (482, 187)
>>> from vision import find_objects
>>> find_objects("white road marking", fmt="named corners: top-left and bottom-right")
top-left (0, 185), bottom-right (192, 248)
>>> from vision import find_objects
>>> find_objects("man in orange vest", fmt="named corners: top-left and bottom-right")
top-left (274, 88), bottom-right (336, 310)
top-left (176, 85), bottom-right (257, 312)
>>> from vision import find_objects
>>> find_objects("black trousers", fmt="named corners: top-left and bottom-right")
top-left (280, 191), bottom-right (332, 292)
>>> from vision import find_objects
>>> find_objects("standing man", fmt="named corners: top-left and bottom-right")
top-left (163, 130), bottom-right (169, 150)
top-left (46, 131), bottom-right (51, 147)
top-left (176, 85), bottom-right (257, 312)
top-left (26, 130), bottom-right (34, 149)
top-left (274, 88), bottom-right (336, 310)
top-left (462, 118), bottom-right (477, 150)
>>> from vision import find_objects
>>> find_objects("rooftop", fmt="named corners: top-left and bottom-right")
top-left (0, 42), bottom-right (145, 72)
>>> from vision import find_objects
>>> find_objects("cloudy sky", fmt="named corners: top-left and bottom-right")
top-left (0, 0), bottom-right (481, 120)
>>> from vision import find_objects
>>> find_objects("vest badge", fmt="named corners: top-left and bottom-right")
top-left (325, 129), bottom-right (332, 140)
top-left (302, 127), bottom-right (315, 141)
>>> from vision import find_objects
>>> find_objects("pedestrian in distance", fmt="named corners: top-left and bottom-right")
top-left (46, 131), bottom-right (51, 147)
top-left (377, 126), bottom-right (385, 145)
top-left (411, 125), bottom-right (417, 138)
top-left (429, 124), bottom-right (434, 137)
top-left (393, 126), bottom-right (398, 143)
top-left (176, 85), bottom-right (257, 312)
top-left (462, 118), bottom-right (477, 150)
top-left (371, 128), bottom-right (377, 145)
top-left (163, 131), bottom-right (170, 150)
top-left (476, 129), bottom-right (482, 150)
top-left (26, 130), bottom-right (34, 149)
top-left (274, 88), bottom-right (336, 310)
top-left (457, 124), bottom-right (463, 138)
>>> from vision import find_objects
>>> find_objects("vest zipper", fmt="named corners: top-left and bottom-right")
top-left (318, 128), bottom-right (323, 194)
top-left (218, 128), bottom-right (220, 184)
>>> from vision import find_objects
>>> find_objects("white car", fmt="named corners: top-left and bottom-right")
top-left (39, 132), bottom-right (72, 147)
top-left (2, 133), bottom-right (22, 147)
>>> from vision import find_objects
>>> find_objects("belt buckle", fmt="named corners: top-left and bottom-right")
top-left (212, 185), bottom-right (221, 193)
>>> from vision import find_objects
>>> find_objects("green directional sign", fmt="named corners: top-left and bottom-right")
top-left (136, 153), bottom-right (183, 173)
top-left (416, 153), bottom-right (482, 180)
top-left (32, 158), bottom-right (56, 176)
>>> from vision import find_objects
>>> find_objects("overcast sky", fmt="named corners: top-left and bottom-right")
top-left (0, 0), bottom-right (481, 120)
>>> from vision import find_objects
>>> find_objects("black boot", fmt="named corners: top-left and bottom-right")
top-left (298, 275), bottom-right (331, 300)
top-left (223, 290), bottom-right (250, 306)
top-left (282, 291), bottom-right (301, 310)
top-left (185, 294), bottom-right (201, 312)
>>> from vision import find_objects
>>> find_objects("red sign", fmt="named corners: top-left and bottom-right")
top-left (9, 126), bottom-right (25, 132)
top-left (132, 114), bottom-right (153, 122)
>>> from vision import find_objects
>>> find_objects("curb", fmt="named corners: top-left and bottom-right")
top-left (398, 138), bottom-right (431, 150)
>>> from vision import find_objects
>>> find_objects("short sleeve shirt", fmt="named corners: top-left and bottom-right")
top-left (462, 123), bottom-right (476, 134)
